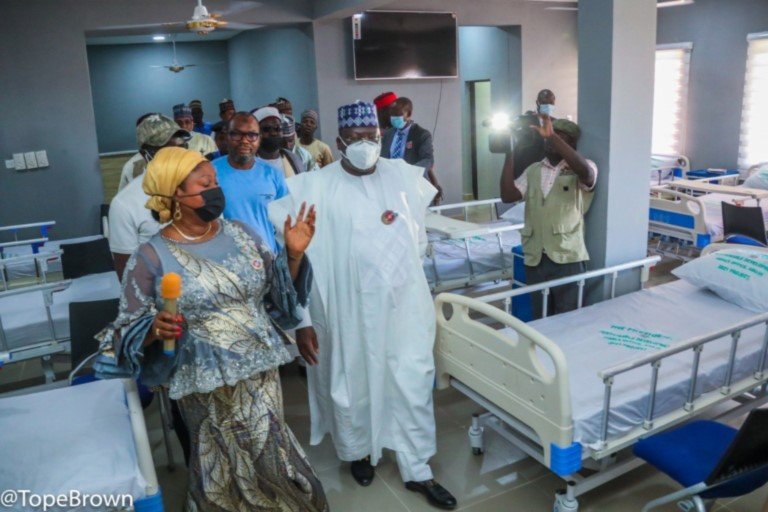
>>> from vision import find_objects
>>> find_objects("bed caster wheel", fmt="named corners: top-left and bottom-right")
top-left (554, 488), bottom-right (579, 512)
top-left (468, 414), bottom-right (484, 455)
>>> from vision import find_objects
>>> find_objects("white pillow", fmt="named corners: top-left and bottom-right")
top-left (672, 249), bottom-right (768, 312)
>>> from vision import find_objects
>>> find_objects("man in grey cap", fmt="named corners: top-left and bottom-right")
top-left (118, 113), bottom-right (160, 191)
top-left (109, 114), bottom-right (190, 279)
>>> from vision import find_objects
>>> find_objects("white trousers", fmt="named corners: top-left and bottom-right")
top-left (396, 450), bottom-right (433, 483)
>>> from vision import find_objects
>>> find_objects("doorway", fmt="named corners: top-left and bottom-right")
top-left (468, 80), bottom-right (494, 200)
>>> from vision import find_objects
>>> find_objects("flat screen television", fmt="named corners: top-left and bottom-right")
top-left (352, 11), bottom-right (458, 80)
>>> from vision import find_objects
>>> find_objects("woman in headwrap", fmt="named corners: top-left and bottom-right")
top-left (95, 147), bottom-right (328, 512)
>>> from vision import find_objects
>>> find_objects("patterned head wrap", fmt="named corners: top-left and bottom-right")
top-left (301, 109), bottom-right (319, 123)
top-left (281, 115), bottom-right (296, 137)
top-left (337, 101), bottom-right (378, 129)
top-left (143, 147), bottom-right (207, 223)
top-left (173, 103), bottom-right (193, 119)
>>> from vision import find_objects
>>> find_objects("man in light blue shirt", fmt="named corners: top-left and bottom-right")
top-left (212, 111), bottom-right (289, 253)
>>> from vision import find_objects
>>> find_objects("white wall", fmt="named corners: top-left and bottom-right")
top-left (311, 0), bottom-right (578, 203)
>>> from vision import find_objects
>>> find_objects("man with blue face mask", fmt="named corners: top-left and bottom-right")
top-left (503, 89), bottom-right (557, 180)
top-left (381, 97), bottom-right (443, 205)
top-left (268, 100), bottom-right (457, 510)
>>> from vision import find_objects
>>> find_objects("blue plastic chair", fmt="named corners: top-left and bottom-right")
top-left (634, 409), bottom-right (768, 512)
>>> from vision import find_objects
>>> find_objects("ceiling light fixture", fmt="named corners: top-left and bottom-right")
top-left (153, 35), bottom-right (166, 41)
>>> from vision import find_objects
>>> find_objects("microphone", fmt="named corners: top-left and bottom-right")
top-left (160, 272), bottom-right (182, 357)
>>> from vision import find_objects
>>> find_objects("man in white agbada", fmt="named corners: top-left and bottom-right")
top-left (268, 101), bottom-right (457, 510)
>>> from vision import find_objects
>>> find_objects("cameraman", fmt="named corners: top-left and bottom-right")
top-left (499, 114), bottom-right (597, 318)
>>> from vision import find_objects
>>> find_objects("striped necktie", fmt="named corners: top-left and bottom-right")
top-left (392, 129), bottom-right (406, 159)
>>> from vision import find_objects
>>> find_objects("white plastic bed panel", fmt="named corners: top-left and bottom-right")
top-left (515, 279), bottom-right (763, 448)
top-left (0, 379), bottom-right (147, 510)
top-left (0, 271), bottom-right (121, 348)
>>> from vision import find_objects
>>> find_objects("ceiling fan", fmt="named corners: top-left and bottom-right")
top-left (152, 38), bottom-right (196, 73)
top-left (103, 0), bottom-right (262, 36)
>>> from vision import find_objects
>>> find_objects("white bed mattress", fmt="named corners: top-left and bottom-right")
top-left (2, 235), bottom-right (103, 279)
top-left (423, 227), bottom-right (522, 284)
top-left (0, 272), bottom-right (121, 349)
top-left (501, 280), bottom-right (765, 448)
top-left (0, 379), bottom-right (147, 510)
top-left (701, 193), bottom-right (768, 238)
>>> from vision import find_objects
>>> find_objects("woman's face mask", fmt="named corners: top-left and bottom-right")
top-left (341, 139), bottom-right (381, 172)
top-left (178, 187), bottom-right (226, 222)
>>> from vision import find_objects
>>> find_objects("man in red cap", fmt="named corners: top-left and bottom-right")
top-left (373, 91), bottom-right (397, 130)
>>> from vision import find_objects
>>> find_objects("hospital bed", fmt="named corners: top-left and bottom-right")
top-left (648, 180), bottom-right (768, 259)
top-left (0, 271), bottom-right (121, 381)
top-left (0, 378), bottom-right (164, 511)
top-left (434, 247), bottom-right (768, 510)
top-left (424, 199), bottom-right (524, 293)
top-left (1, 234), bottom-right (103, 280)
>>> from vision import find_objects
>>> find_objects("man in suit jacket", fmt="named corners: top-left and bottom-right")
top-left (381, 97), bottom-right (443, 204)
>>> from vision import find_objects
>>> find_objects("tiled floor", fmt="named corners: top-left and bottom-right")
top-left (146, 361), bottom-right (767, 512)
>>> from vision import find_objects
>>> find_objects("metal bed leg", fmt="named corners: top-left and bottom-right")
top-left (554, 481), bottom-right (579, 512)
top-left (469, 412), bottom-right (484, 455)
top-left (41, 355), bottom-right (55, 384)
top-left (157, 387), bottom-right (177, 471)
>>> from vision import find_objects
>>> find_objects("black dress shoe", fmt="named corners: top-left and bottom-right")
top-left (350, 456), bottom-right (375, 486)
top-left (405, 480), bottom-right (457, 510)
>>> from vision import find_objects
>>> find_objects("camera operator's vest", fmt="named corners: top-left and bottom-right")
top-left (521, 161), bottom-right (593, 267)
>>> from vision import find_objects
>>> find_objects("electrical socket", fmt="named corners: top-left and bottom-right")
top-left (5, 159), bottom-right (15, 170)
top-left (13, 153), bottom-right (26, 170)
top-left (24, 152), bottom-right (38, 169)
top-left (35, 150), bottom-right (49, 168)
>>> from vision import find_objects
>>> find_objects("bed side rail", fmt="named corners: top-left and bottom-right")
top-left (430, 198), bottom-right (505, 222)
top-left (592, 314), bottom-right (768, 458)
top-left (435, 293), bottom-right (573, 466)
top-left (0, 250), bottom-right (63, 291)
top-left (473, 256), bottom-right (660, 316)
top-left (0, 280), bottom-right (73, 359)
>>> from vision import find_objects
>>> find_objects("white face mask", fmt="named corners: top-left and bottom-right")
top-left (342, 140), bottom-right (381, 171)
top-left (538, 103), bottom-right (556, 116)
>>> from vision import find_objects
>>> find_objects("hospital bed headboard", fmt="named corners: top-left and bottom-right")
top-left (434, 293), bottom-right (573, 464)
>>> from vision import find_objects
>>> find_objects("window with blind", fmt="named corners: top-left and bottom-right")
top-left (739, 34), bottom-right (768, 170)
top-left (652, 44), bottom-right (692, 156)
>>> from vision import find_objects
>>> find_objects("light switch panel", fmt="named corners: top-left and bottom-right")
top-left (35, 150), bottom-right (49, 168)
top-left (24, 152), bottom-right (38, 169)
top-left (13, 153), bottom-right (26, 170)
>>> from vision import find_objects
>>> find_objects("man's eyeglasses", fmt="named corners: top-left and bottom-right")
top-left (228, 130), bottom-right (260, 142)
